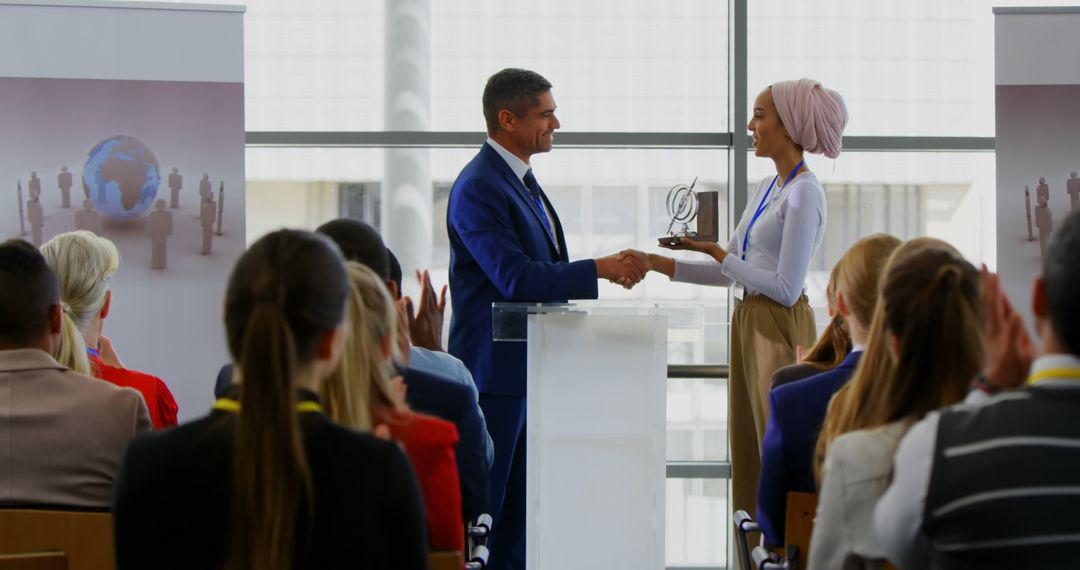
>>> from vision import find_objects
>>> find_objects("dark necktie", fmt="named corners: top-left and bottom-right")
top-left (523, 169), bottom-right (554, 237)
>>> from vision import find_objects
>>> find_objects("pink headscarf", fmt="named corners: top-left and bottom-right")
top-left (770, 79), bottom-right (849, 159)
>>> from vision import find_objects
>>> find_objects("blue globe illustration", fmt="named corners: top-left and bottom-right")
top-left (82, 135), bottom-right (161, 220)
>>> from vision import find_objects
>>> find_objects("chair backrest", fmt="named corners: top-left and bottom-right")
top-left (429, 550), bottom-right (464, 570)
top-left (784, 492), bottom-right (819, 563)
top-left (0, 552), bottom-right (67, 570)
top-left (0, 510), bottom-right (112, 570)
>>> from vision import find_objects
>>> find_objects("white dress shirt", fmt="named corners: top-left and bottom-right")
top-left (873, 354), bottom-right (1080, 570)
top-left (485, 138), bottom-right (558, 251)
top-left (672, 172), bottom-right (826, 307)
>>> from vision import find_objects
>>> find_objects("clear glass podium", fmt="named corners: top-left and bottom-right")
top-left (493, 302), bottom-right (668, 570)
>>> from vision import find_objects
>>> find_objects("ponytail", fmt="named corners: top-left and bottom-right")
top-left (39, 231), bottom-right (119, 376)
top-left (814, 238), bottom-right (979, 485)
top-left (800, 313), bottom-right (850, 371)
top-left (55, 303), bottom-right (92, 375)
top-left (227, 304), bottom-right (313, 570)
top-left (222, 229), bottom-right (348, 570)
top-left (324, 262), bottom-right (404, 433)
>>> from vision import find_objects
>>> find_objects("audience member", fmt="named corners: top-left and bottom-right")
top-left (40, 231), bottom-right (178, 428)
top-left (113, 229), bottom-right (428, 570)
top-left (387, 249), bottom-right (449, 353)
top-left (808, 239), bottom-right (981, 569)
top-left (875, 213), bottom-right (1079, 569)
top-left (316, 217), bottom-right (493, 522)
top-left (770, 262), bottom-right (852, 388)
top-left (388, 251), bottom-right (489, 419)
top-left (324, 262), bottom-right (465, 552)
top-left (756, 233), bottom-right (900, 545)
top-left (0, 239), bottom-right (150, 508)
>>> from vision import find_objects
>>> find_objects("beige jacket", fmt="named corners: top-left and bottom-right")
top-left (809, 421), bottom-right (909, 570)
top-left (0, 348), bottom-right (151, 508)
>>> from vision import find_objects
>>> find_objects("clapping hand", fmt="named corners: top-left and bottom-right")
top-left (980, 265), bottom-right (1035, 390)
top-left (403, 269), bottom-right (447, 351)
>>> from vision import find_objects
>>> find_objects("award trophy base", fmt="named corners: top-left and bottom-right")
top-left (658, 234), bottom-right (715, 246)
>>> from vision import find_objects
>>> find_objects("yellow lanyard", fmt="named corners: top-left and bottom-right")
top-left (212, 398), bottom-right (324, 414)
top-left (1026, 368), bottom-right (1080, 386)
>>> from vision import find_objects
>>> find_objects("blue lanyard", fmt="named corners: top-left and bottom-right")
top-left (741, 161), bottom-right (805, 261)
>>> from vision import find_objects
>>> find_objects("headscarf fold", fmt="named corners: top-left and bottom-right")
top-left (771, 79), bottom-right (849, 159)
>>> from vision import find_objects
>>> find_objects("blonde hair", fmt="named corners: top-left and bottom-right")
top-left (800, 264), bottom-right (850, 370)
top-left (322, 262), bottom-right (404, 431)
top-left (801, 234), bottom-right (901, 370)
top-left (39, 231), bottom-right (120, 375)
top-left (814, 238), bottom-right (982, 483)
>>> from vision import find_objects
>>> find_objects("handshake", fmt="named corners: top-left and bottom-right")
top-left (596, 249), bottom-right (652, 290)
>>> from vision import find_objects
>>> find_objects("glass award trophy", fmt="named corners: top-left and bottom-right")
top-left (658, 176), bottom-right (719, 245)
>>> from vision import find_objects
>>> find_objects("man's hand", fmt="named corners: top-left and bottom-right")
top-left (596, 252), bottom-right (648, 289)
top-left (981, 265), bottom-right (1035, 390)
top-left (406, 269), bottom-right (447, 351)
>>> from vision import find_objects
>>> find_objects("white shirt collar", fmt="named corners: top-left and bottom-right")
top-left (1029, 354), bottom-right (1080, 387)
top-left (851, 344), bottom-right (867, 354)
top-left (486, 138), bottom-right (531, 182)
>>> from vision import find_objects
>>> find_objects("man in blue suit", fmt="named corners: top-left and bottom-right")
top-left (447, 68), bottom-right (646, 570)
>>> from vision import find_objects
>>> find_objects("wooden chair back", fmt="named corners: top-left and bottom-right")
top-left (0, 552), bottom-right (67, 570)
top-left (783, 491), bottom-right (819, 563)
top-left (429, 550), bottom-right (464, 570)
top-left (0, 510), bottom-right (111, 570)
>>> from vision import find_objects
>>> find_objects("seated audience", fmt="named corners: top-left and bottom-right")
top-left (324, 262), bottom-right (465, 552)
top-left (770, 262), bottom-right (852, 388)
top-left (113, 230), bottom-right (428, 570)
top-left (387, 250), bottom-right (495, 466)
top-left (316, 217), bottom-right (493, 522)
top-left (0, 239), bottom-right (149, 508)
top-left (808, 239), bottom-right (981, 569)
top-left (40, 231), bottom-right (178, 428)
top-left (757, 233), bottom-right (900, 545)
top-left (388, 249), bottom-right (476, 389)
top-left (875, 211), bottom-right (1079, 569)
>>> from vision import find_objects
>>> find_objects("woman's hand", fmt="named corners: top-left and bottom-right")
top-left (659, 237), bottom-right (729, 263)
top-left (98, 335), bottom-right (125, 368)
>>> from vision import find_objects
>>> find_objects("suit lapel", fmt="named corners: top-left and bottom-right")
top-left (481, 144), bottom-right (560, 253)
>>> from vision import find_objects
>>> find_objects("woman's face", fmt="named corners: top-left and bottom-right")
top-left (747, 87), bottom-right (794, 158)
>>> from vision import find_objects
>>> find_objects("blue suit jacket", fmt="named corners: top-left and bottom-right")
top-left (446, 143), bottom-right (598, 397)
top-left (756, 351), bottom-right (862, 546)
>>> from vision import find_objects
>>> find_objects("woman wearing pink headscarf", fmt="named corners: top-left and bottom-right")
top-left (623, 79), bottom-right (848, 523)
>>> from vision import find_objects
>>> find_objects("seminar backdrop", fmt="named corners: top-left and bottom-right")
top-left (0, 0), bottom-right (245, 421)
top-left (995, 7), bottom-right (1080, 333)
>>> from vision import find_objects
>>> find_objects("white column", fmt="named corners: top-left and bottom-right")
top-left (383, 0), bottom-right (432, 277)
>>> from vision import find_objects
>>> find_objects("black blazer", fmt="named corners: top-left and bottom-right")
top-left (215, 362), bottom-right (491, 523)
top-left (113, 392), bottom-right (429, 569)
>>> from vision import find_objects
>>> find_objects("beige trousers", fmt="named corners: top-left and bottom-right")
top-left (729, 294), bottom-right (816, 544)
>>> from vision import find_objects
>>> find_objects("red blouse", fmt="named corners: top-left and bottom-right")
top-left (374, 407), bottom-right (464, 552)
top-left (89, 354), bottom-right (179, 429)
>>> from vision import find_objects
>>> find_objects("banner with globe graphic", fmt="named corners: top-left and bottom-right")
top-left (0, 0), bottom-right (245, 422)
top-left (995, 8), bottom-right (1080, 336)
